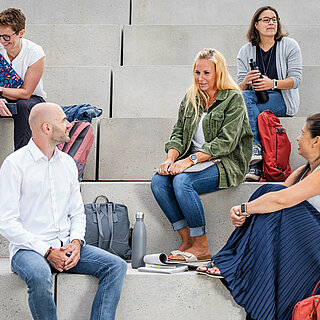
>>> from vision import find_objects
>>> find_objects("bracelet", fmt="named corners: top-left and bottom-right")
top-left (44, 247), bottom-right (53, 259)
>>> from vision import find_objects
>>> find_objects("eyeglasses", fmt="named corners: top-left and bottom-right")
top-left (0, 31), bottom-right (18, 42)
top-left (257, 17), bottom-right (280, 23)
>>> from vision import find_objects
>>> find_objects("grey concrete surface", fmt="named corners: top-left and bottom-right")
top-left (26, 25), bottom-right (121, 66)
top-left (123, 25), bottom-right (320, 66)
top-left (80, 181), bottom-right (260, 255)
top-left (56, 265), bottom-right (246, 320)
top-left (0, 235), bottom-right (9, 258)
top-left (0, 0), bottom-right (130, 24)
top-left (112, 65), bottom-right (319, 118)
top-left (0, 118), bottom-right (14, 166)
top-left (97, 117), bottom-right (305, 181)
top-left (98, 118), bottom-right (174, 180)
top-left (132, 0), bottom-right (320, 25)
top-left (44, 66), bottom-right (111, 116)
top-left (0, 258), bottom-right (55, 320)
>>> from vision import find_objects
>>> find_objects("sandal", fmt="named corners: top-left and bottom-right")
top-left (168, 251), bottom-right (211, 262)
top-left (168, 250), bottom-right (183, 259)
top-left (206, 265), bottom-right (223, 278)
top-left (196, 260), bottom-right (215, 275)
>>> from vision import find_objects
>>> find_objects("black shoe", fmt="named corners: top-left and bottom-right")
top-left (245, 168), bottom-right (262, 182)
top-left (250, 145), bottom-right (263, 165)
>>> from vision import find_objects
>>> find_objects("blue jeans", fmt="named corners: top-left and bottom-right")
top-left (242, 90), bottom-right (287, 146)
top-left (151, 164), bottom-right (220, 237)
top-left (11, 245), bottom-right (127, 320)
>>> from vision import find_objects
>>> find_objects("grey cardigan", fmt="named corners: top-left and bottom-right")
top-left (237, 37), bottom-right (302, 116)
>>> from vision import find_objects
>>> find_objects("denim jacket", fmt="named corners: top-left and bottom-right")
top-left (165, 89), bottom-right (253, 188)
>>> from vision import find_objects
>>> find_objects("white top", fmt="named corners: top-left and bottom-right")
top-left (190, 113), bottom-right (206, 154)
top-left (0, 38), bottom-right (46, 99)
top-left (306, 165), bottom-right (320, 211)
top-left (0, 139), bottom-right (85, 261)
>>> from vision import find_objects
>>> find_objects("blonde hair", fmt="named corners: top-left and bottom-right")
top-left (186, 48), bottom-right (240, 119)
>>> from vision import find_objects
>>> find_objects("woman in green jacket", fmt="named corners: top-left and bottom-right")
top-left (151, 48), bottom-right (253, 262)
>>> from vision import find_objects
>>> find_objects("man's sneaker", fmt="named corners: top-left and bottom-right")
top-left (245, 168), bottom-right (262, 182)
top-left (250, 145), bottom-right (263, 165)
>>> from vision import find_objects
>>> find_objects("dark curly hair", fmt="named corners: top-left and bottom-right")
top-left (294, 113), bottom-right (320, 184)
top-left (0, 8), bottom-right (26, 33)
top-left (247, 6), bottom-right (288, 46)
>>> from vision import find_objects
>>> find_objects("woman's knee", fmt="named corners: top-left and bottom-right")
top-left (151, 174), bottom-right (170, 195)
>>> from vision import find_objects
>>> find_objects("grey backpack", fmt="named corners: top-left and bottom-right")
top-left (84, 195), bottom-right (131, 260)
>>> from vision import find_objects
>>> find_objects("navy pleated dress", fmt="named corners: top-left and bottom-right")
top-left (212, 184), bottom-right (320, 320)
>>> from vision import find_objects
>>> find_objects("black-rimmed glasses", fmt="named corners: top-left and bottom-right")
top-left (0, 31), bottom-right (18, 42)
top-left (257, 17), bottom-right (280, 23)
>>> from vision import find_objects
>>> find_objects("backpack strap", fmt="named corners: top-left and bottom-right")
top-left (312, 279), bottom-right (320, 296)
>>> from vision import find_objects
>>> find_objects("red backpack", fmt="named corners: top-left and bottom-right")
top-left (292, 279), bottom-right (320, 319)
top-left (258, 110), bottom-right (291, 182)
top-left (58, 121), bottom-right (94, 180)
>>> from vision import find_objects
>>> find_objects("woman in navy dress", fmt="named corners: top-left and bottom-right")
top-left (198, 113), bottom-right (320, 320)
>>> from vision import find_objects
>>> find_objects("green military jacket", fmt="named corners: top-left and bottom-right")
top-left (165, 89), bottom-right (253, 188)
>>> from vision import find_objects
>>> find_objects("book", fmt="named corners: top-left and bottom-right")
top-left (138, 265), bottom-right (188, 274)
top-left (137, 253), bottom-right (188, 274)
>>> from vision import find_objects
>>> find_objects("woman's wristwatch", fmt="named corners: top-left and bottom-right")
top-left (0, 87), bottom-right (3, 98)
top-left (272, 80), bottom-right (278, 90)
top-left (241, 203), bottom-right (251, 217)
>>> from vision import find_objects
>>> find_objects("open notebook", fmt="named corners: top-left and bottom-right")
top-left (0, 54), bottom-right (23, 88)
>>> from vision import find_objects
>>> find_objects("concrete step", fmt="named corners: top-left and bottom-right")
top-left (0, 0), bottom-right (130, 24)
top-left (0, 118), bottom-right (14, 166)
top-left (57, 265), bottom-right (245, 320)
top-left (80, 181), bottom-right (264, 255)
top-left (0, 180), bottom-right (259, 258)
top-left (0, 258), bottom-right (245, 320)
top-left (26, 24), bottom-right (121, 66)
top-left (112, 65), bottom-right (318, 118)
top-left (0, 180), bottom-right (260, 258)
top-left (132, 0), bottom-right (320, 25)
top-left (97, 117), bottom-right (306, 180)
top-left (123, 25), bottom-right (320, 66)
top-left (44, 66), bottom-right (111, 117)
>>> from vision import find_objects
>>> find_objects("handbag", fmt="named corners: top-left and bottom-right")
top-left (84, 195), bottom-right (131, 260)
top-left (292, 279), bottom-right (320, 319)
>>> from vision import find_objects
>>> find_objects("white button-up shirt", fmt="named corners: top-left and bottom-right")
top-left (0, 139), bottom-right (85, 261)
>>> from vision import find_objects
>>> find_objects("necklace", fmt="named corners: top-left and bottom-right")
top-left (258, 44), bottom-right (275, 76)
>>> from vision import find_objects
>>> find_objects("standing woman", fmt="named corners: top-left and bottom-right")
top-left (151, 49), bottom-right (252, 262)
top-left (237, 6), bottom-right (302, 181)
top-left (0, 8), bottom-right (46, 150)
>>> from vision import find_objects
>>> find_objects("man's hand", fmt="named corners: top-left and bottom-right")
top-left (230, 205), bottom-right (246, 228)
top-left (60, 240), bottom-right (81, 271)
top-left (0, 99), bottom-right (12, 117)
top-left (46, 249), bottom-right (69, 272)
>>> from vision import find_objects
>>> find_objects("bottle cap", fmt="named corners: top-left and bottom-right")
top-left (136, 212), bottom-right (144, 219)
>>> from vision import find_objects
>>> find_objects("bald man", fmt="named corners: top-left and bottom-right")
top-left (0, 103), bottom-right (127, 320)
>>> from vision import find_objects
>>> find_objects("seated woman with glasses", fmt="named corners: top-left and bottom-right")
top-left (151, 49), bottom-right (252, 262)
top-left (0, 8), bottom-right (46, 150)
top-left (237, 6), bottom-right (302, 181)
